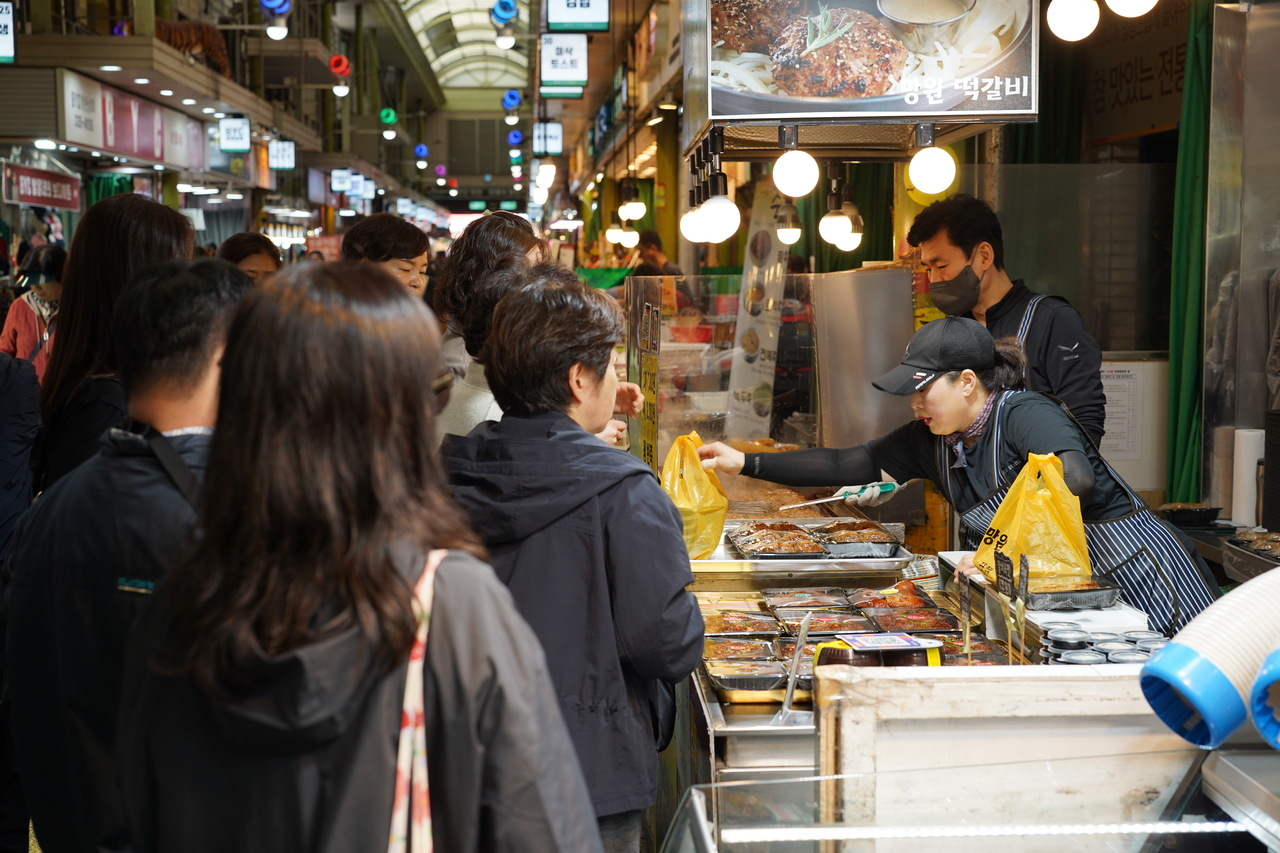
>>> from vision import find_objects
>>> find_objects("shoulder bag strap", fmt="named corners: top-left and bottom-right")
top-left (388, 548), bottom-right (447, 853)
top-left (25, 317), bottom-right (53, 363)
top-left (145, 431), bottom-right (203, 508)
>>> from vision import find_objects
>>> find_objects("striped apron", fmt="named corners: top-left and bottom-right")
top-left (938, 391), bottom-right (1218, 636)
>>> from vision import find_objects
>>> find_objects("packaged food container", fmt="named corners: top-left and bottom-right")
top-left (1092, 641), bottom-right (1138, 654)
top-left (705, 660), bottom-right (798, 704)
top-left (762, 588), bottom-right (851, 609)
top-left (883, 647), bottom-right (941, 666)
top-left (1022, 576), bottom-right (1123, 611)
top-left (944, 654), bottom-right (1008, 666)
top-left (695, 591), bottom-right (767, 611)
top-left (811, 519), bottom-right (900, 557)
top-left (703, 637), bottom-right (776, 660)
top-left (1038, 621), bottom-right (1083, 631)
top-left (782, 656), bottom-right (814, 690)
top-left (702, 609), bottom-right (781, 636)
top-left (914, 633), bottom-right (994, 655)
top-left (774, 638), bottom-right (820, 660)
top-left (1107, 651), bottom-right (1150, 663)
top-left (727, 522), bottom-right (830, 559)
top-left (1087, 632), bottom-right (1122, 644)
top-left (845, 582), bottom-right (935, 609)
top-left (774, 609), bottom-right (877, 635)
top-left (1059, 650), bottom-right (1108, 665)
top-left (862, 608), bottom-right (962, 633)
top-left (1123, 631), bottom-right (1165, 643)
top-left (1136, 639), bottom-right (1169, 653)
top-left (815, 643), bottom-right (882, 667)
top-left (1045, 629), bottom-right (1091, 651)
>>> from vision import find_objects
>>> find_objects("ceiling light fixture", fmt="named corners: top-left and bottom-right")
top-left (332, 84), bottom-right (350, 97)
top-left (495, 25), bottom-right (516, 49)
top-left (907, 124), bottom-right (957, 195)
top-left (1046, 0), bottom-right (1100, 40)
top-left (265, 14), bottom-right (289, 39)
top-left (772, 126), bottom-right (819, 198)
top-left (775, 203), bottom-right (802, 245)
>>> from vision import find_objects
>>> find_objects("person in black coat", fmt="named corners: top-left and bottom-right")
top-left (446, 264), bottom-right (704, 851)
top-left (117, 262), bottom-right (601, 852)
top-left (31, 194), bottom-right (194, 494)
top-left (2, 259), bottom-right (250, 853)
top-left (908, 194), bottom-right (1107, 444)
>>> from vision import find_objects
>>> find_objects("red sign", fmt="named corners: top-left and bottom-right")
top-left (102, 87), bottom-right (164, 161)
top-left (304, 235), bottom-right (343, 262)
top-left (2, 164), bottom-right (81, 210)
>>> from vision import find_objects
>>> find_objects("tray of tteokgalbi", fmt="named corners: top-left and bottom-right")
top-left (727, 520), bottom-right (830, 558)
top-left (809, 518), bottom-right (901, 558)
top-left (846, 579), bottom-right (936, 609)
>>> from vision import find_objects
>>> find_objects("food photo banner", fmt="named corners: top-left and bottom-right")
top-left (686, 0), bottom-right (1039, 122)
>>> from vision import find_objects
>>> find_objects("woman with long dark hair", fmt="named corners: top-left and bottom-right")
top-left (32, 194), bottom-right (194, 492)
top-left (117, 262), bottom-right (600, 852)
top-left (215, 231), bottom-right (282, 282)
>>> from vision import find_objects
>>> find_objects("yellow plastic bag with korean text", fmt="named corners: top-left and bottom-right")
top-left (972, 452), bottom-right (1092, 584)
top-left (661, 431), bottom-right (728, 560)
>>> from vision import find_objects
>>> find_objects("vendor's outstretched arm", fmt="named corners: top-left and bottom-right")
top-left (1059, 449), bottom-right (1095, 497)
top-left (697, 442), bottom-right (879, 487)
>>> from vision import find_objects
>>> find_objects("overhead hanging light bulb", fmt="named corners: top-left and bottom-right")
top-left (382, 129), bottom-right (397, 140)
top-left (265, 15), bottom-right (289, 39)
top-left (773, 149), bottom-right (819, 198)
top-left (531, 186), bottom-right (549, 205)
top-left (1046, 0), bottom-right (1100, 40)
top-left (680, 200), bottom-right (703, 243)
top-left (840, 192), bottom-right (864, 251)
top-left (1104, 0), bottom-right (1157, 16)
top-left (907, 123), bottom-right (957, 195)
top-left (332, 83), bottom-right (349, 97)
top-left (619, 221), bottom-right (640, 248)
top-left (818, 167), bottom-right (852, 245)
top-left (775, 203), bottom-right (802, 245)
top-left (909, 147), bottom-right (957, 195)
top-left (494, 25), bottom-right (516, 49)
top-left (504, 110), bottom-right (519, 126)
top-left (605, 212), bottom-right (625, 244)
top-left (701, 173), bottom-right (740, 244)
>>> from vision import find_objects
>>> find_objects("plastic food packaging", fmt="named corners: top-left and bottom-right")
top-left (774, 638), bottom-right (820, 660)
top-left (1022, 576), bottom-right (1123, 611)
top-left (1045, 628), bottom-right (1091, 651)
top-left (815, 643), bottom-right (882, 668)
top-left (661, 431), bottom-right (728, 560)
top-left (972, 452), bottom-right (1092, 584)
top-left (1108, 651), bottom-right (1151, 663)
top-left (883, 647), bottom-right (941, 667)
top-left (1087, 632), bottom-right (1123, 644)
top-left (861, 608), bottom-right (961, 633)
top-left (702, 609), bottom-right (781, 636)
top-left (1060, 650), bottom-right (1107, 665)
top-left (1124, 631), bottom-right (1165, 643)
top-left (916, 633), bottom-right (995, 656)
top-left (762, 588), bottom-right (851, 609)
top-left (774, 609), bottom-right (877, 635)
top-left (1092, 641), bottom-right (1138, 655)
top-left (944, 654), bottom-right (1009, 666)
top-left (705, 660), bottom-right (787, 691)
top-left (704, 637), bottom-right (776, 660)
top-left (1038, 621), bottom-right (1083, 632)
top-left (727, 522), bottom-right (829, 558)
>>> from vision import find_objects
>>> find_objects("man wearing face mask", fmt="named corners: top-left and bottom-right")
top-left (907, 194), bottom-right (1106, 445)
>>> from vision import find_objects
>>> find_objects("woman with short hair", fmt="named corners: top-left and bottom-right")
top-left (118, 262), bottom-right (602, 853)
top-left (341, 212), bottom-right (431, 298)
top-left (447, 263), bottom-right (703, 852)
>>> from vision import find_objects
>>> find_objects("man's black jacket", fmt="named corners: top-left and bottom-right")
top-left (2, 426), bottom-right (209, 853)
top-left (972, 280), bottom-right (1107, 443)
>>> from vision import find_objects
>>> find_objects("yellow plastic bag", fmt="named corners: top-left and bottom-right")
top-left (972, 452), bottom-right (1092, 584)
top-left (661, 431), bottom-right (728, 560)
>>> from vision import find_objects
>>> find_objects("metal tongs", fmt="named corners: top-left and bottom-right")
top-left (777, 483), bottom-right (897, 511)
top-left (770, 611), bottom-right (815, 727)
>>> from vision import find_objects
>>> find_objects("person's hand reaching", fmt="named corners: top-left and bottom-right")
top-left (953, 553), bottom-right (985, 585)
top-left (614, 381), bottom-right (644, 417)
top-left (596, 419), bottom-right (628, 446)
top-left (697, 442), bottom-right (745, 475)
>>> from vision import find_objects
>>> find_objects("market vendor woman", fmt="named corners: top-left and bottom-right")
top-left (699, 318), bottom-right (1218, 635)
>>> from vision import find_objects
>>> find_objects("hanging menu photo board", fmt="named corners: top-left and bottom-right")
top-left (689, 0), bottom-right (1038, 121)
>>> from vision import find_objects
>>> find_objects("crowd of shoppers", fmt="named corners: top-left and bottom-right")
top-left (0, 198), bottom-right (701, 853)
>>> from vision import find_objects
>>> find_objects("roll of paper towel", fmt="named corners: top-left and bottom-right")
top-left (1232, 429), bottom-right (1266, 527)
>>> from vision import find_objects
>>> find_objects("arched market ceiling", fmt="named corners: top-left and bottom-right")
top-left (401, 0), bottom-right (531, 89)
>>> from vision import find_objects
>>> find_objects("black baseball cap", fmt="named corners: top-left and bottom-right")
top-left (873, 317), bottom-right (995, 395)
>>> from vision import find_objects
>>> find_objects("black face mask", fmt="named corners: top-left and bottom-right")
top-left (929, 264), bottom-right (982, 316)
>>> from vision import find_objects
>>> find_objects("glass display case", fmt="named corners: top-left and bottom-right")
top-left (662, 754), bottom-right (1270, 852)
